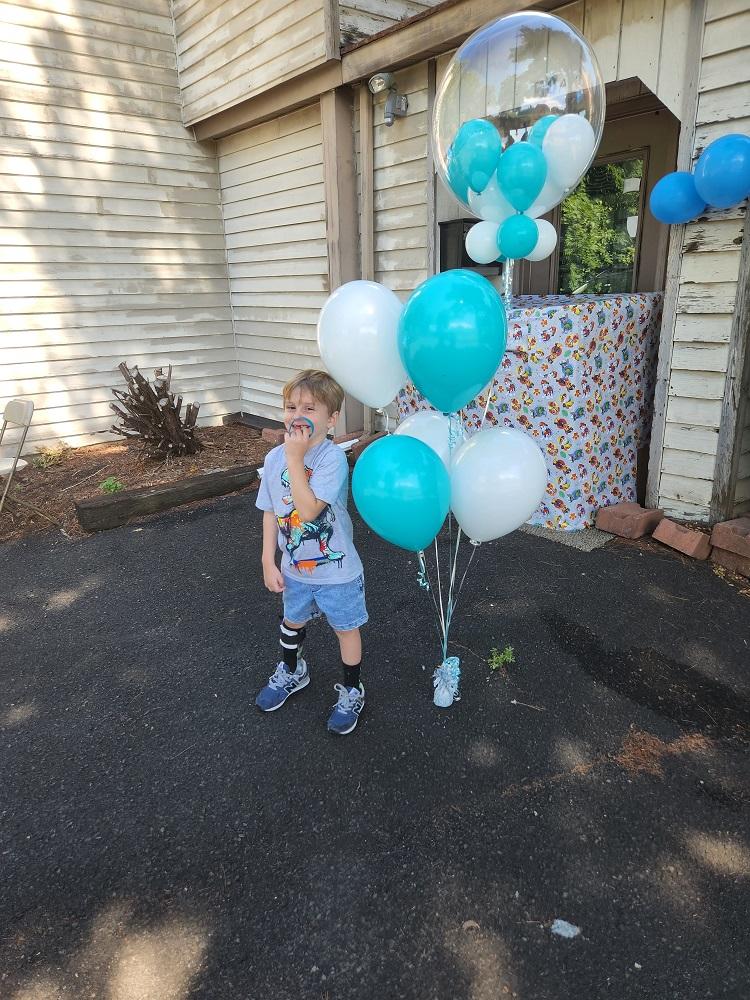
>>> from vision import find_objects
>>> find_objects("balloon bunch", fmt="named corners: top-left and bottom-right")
top-left (650, 133), bottom-right (750, 225)
top-left (433, 11), bottom-right (606, 268)
top-left (353, 271), bottom-right (544, 550)
top-left (457, 112), bottom-right (596, 265)
top-left (318, 271), bottom-right (547, 706)
top-left (318, 11), bottom-right (607, 706)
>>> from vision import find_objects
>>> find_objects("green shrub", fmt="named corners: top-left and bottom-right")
top-left (100, 477), bottom-right (124, 494)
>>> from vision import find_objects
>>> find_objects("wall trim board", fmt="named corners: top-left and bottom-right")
top-left (340, 0), bottom-right (568, 84)
top-left (710, 209), bottom-right (750, 521)
top-left (321, 86), bottom-right (362, 433)
top-left (193, 60), bottom-right (343, 139)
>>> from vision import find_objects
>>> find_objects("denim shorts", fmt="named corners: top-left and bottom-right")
top-left (282, 573), bottom-right (368, 632)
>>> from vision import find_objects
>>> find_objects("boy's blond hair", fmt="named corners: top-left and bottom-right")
top-left (283, 369), bottom-right (344, 416)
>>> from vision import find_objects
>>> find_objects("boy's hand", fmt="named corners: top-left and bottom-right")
top-left (263, 562), bottom-right (285, 593)
top-left (284, 422), bottom-right (312, 463)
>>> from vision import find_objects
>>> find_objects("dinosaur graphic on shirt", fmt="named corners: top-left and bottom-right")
top-left (278, 466), bottom-right (345, 572)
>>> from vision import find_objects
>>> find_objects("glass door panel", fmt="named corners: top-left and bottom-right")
top-left (557, 153), bottom-right (646, 295)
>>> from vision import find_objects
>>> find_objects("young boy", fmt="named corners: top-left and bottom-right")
top-left (254, 370), bottom-right (367, 735)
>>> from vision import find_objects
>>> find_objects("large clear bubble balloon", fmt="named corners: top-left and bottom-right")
top-left (433, 11), bottom-right (605, 217)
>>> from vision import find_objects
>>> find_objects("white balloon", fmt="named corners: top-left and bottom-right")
top-left (465, 221), bottom-right (501, 265)
top-left (317, 280), bottom-right (406, 409)
top-left (543, 114), bottom-right (597, 192)
top-left (450, 427), bottom-right (547, 542)
top-left (395, 411), bottom-right (463, 469)
top-left (468, 174), bottom-right (514, 224)
top-left (525, 219), bottom-right (558, 262)
top-left (528, 174), bottom-right (567, 218)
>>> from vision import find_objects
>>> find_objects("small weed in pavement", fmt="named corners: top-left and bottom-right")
top-left (488, 645), bottom-right (516, 679)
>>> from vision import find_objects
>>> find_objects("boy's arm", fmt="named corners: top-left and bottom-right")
top-left (285, 426), bottom-right (328, 521)
top-left (261, 510), bottom-right (284, 592)
top-left (286, 455), bottom-right (328, 522)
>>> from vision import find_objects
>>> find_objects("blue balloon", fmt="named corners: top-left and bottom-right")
top-left (398, 270), bottom-right (507, 414)
top-left (497, 142), bottom-right (547, 211)
top-left (352, 435), bottom-right (450, 552)
top-left (529, 114), bottom-right (558, 147)
top-left (451, 119), bottom-right (502, 196)
top-left (649, 171), bottom-right (705, 224)
top-left (694, 133), bottom-right (750, 210)
top-left (498, 213), bottom-right (538, 259)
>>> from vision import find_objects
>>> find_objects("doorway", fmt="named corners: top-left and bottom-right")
top-left (517, 104), bottom-right (679, 295)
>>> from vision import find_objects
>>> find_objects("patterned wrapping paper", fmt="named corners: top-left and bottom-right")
top-left (397, 292), bottom-right (664, 531)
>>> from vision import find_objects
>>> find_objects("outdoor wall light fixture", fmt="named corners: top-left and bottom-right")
top-left (368, 71), bottom-right (408, 126)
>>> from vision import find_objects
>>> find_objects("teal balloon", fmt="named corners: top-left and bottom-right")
top-left (398, 269), bottom-right (507, 413)
top-left (446, 146), bottom-right (468, 202)
top-left (498, 214), bottom-right (539, 259)
top-left (497, 142), bottom-right (547, 211)
top-left (352, 435), bottom-right (450, 552)
top-left (451, 119), bottom-right (502, 195)
top-left (529, 114), bottom-right (557, 147)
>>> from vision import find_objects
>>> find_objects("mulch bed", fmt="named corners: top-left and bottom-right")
top-left (1, 424), bottom-right (272, 544)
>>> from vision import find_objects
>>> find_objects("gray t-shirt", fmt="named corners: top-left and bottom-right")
top-left (256, 438), bottom-right (364, 585)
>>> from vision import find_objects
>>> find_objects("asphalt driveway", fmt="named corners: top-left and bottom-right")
top-left (1, 492), bottom-right (748, 999)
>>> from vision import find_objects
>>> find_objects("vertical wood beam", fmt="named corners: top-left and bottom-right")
top-left (358, 84), bottom-right (375, 433)
top-left (321, 87), bottom-right (362, 433)
top-left (645, 0), bottom-right (706, 509)
top-left (710, 212), bottom-right (750, 522)
top-left (426, 59), bottom-right (437, 276)
top-left (323, 0), bottom-right (341, 62)
top-left (359, 85), bottom-right (375, 282)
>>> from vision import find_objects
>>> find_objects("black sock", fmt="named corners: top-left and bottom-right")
top-left (280, 621), bottom-right (306, 671)
top-left (343, 660), bottom-right (361, 690)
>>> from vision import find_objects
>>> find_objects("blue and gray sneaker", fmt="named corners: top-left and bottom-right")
top-left (255, 659), bottom-right (309, 712)
top-left (327, 683), bottom-right (365, 735)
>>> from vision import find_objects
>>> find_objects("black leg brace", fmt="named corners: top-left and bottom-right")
top-left (343, 660), bottom-right (361, 691)
top-left (280, 620), bottom-right (306, 670)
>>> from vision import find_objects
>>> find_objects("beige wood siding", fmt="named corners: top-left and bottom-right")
top-left (0, 0), bottom-right (237, 457)
top-left (369, 62), bottom-right (431, 301)
top-left (656, 0), bottom-right (749, 519)
top-left (339, 0), bottom-right (444, 47)
top-left (354, 0), bottom-right (691, 113)
top-left (217, 104), bottom-right (328, 421)
top-left (551, 0), bottom-right (692, 119)
top-left (174, 0), bottom-right (333, 128)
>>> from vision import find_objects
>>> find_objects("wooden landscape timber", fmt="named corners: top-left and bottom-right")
top-left (74, 463), bottom-right (260, 532)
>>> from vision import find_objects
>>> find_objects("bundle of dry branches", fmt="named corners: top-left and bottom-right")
top-left (110, 362), bottom-right (202, 458)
